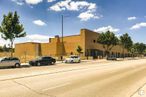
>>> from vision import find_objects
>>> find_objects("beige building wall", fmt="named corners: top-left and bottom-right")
top-left (14, 29), bottom-right (129, 62)
top-left (41, 43), bottom-right (57, 56)
top-left (0, 52), bottom-right (11, 57)
top-left (81, 29), bottom-right (127, 57)
top-left (48, 35), bottom-right (82, 56)
top-left (15, 42), bottom-right (40, 62)
top-left (63, 35), bottom-right (82, 55)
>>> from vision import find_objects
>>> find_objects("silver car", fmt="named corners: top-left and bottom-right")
top-left (107, 55), bottom-right (117, 60)
top-left (65, 55), bottom-right (81, 63)
top-left (0, 57), bottom-right (21, 68)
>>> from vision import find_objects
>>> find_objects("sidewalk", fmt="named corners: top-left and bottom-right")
top-left (131, 83), bottom-right (146, 97)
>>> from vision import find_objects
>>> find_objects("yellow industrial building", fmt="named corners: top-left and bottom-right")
top-left (15, 29), bottom-right (128, 62)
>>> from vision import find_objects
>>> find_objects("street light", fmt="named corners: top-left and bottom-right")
top-left (61, 15), bottom-right (64, 62)
top-left (61, 14), bottom-right (70, 62)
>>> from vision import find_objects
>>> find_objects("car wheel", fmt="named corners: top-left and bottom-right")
top-left (37, 62), bottom-right (41, 66)
top-left (51, 61), bottom-right (55, 65)
top-left (78, 60), bottom-right (81, 63)
top-left (71, 60), bottom-right (73, 63)
top-left (15, 63), bottom-right (20, 68)
top-left (65, 60), bottom-right (67, 63)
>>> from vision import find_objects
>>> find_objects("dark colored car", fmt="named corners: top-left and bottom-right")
top-left (29, 56), bottom-right (56, 66)
top-left (107, 55), bottom-right (117, 60)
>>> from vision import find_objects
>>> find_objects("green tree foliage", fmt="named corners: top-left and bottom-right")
top-left (0, 11), bottom-right (26, 57)
top-left (4, 45), bottom-right (12, 52)
top-left (0, 45), bottom-right (12, 52)
top-left (0, 46), bottom-right (3, 52)
top-left (120, 33), bottom-right (133, 58)
top-left (97, 31), bottom-right (119, 56)
top-left (129, 44), bottom-right (137, 58)
top-left (134, 43), bottom-right (146, 55)
top-left (76, 45), bottom-right (83, 55)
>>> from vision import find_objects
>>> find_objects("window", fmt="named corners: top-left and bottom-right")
top-left (43, 57), bottom-right (51, 60)
top-left (93, 40), bottom-right (96, 43)
top-left (10, 57), bottom-right (19, 61)
top-left (2, 58), bottom-right (9, 61)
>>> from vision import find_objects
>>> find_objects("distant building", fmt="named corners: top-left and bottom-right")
top-left (15, 29), bottom-right (128, 61)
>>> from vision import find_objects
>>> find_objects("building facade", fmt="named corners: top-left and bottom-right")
top-left (15, 29), bottom-right (128, 62)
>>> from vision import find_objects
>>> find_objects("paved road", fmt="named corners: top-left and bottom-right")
top-left (0, 59), bottom-right (146, 97)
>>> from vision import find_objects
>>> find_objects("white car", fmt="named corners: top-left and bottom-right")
top-left (65, 55), bottom-right (81, 63)
top-left (0, 57), bottom-right (21, 68)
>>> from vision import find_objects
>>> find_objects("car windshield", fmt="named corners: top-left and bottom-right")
top-left (43, 57), bottom-right (51, 59)
top-left (10, 57), bottom-right (19, 60)
top-left (70, 56), bottom-right (78, 58)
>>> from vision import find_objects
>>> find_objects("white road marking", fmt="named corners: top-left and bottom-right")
top-left (42, 82), bottom-right (71, 92)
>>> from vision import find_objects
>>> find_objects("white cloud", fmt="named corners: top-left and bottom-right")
top-left (115, 34), bottom-right (122, 38)
top-left (48, 0), bottom-right (56, 3)
top-left (26, 34), bottom-right (51, 43)
top-left (130, 22), bottom-right (146, 30)
top-left (33, 20), bottom-right (46, 26)
top-left (11, 0), bottom-right (25, 5)
top-left (50, 4), bottom-right (63, 11)
top-left (12, 0), bottom-right (43, 5)
top-left (49, 0), bottom-right (101, 21)
top-left (128, 16), bottom-right (137, 21)
top-left (78, 10), bottom-right (100, 21)
top-left (50, 0), bottom-right (97, 12)
top-left (16, 2), bottom-right (24, 5)
top-left (25, 0), bottom-right (43, 4)
top-left (94, 26), bottom-right (120, 33)
top-left (0, 34), bottom-right (52, 46)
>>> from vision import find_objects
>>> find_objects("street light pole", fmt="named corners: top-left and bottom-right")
top-left (61, 15), bottom-right (64, 62)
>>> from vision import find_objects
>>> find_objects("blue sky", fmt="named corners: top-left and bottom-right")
top-left (0, 0), bottom-right (146, 45)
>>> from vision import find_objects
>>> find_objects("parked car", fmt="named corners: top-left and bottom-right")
top-left (65, 55), bottom-right (81, 63)
top-left (29, 56), bottom-right (56, 66)
top-left (0, 57), bottom-right (21, 68)
top-left (107, 55), bottom-right (117, 60)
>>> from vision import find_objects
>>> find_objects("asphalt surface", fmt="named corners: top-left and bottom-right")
top-left (0, 59), bottom-right (146, 97)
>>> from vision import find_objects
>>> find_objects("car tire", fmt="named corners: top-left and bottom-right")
top-left (51, 61), bottom-right (55, 65)
top-left (37, 62), bottom-right (41, 66)
top-left (15, 63), bottom-right (20, 68)
top-left (71, 60), bottom-right (73, 63)
top-left (78, 60), bottom-right (81, 63)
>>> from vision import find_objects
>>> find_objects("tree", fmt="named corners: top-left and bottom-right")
top-left (134, 43), bottom-right (146, 57)
top-left (120, 33), bottom-right (133, 58)
top-left (129, 44), bottom-right (137, 58)
top-left (97, 31), bottom-right (119, 57)
top-left (0, 46), bottom-right (3, 52)
top-left (0, 11), bottom-right (26, 57)
top-left (76, 45), bottom-right (83, 55)
top-left (144, 49), bottom-right (146, 56)
top-left (3, 45), bottom-right (12, 52)
top-left (0, 45), bottom-right (11, 52)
